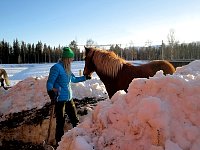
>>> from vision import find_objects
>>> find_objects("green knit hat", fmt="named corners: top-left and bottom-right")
top-left (62, 47), bottom-right (74, 58)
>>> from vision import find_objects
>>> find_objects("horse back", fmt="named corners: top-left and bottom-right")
top-left (116, 60), bottom-right (175, 92)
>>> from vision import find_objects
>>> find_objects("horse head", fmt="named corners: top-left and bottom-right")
top-left (83, 46), bottom-right (96, 76)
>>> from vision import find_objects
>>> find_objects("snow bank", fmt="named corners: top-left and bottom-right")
top-left (57, 60), bottom-right (200, 150)
top-left (72, 78), bottom-right (108, 99)
top-left (0, 77), bottom-right (49, 122)
top-left (0, 77), bottom-right (108, 122)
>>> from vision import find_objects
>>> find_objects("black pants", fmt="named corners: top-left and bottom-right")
top-left (55, 100), bottom-right (79, 144)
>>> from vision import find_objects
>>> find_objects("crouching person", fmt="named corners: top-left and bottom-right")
top-left (46, 47), bottom-right (91, 147)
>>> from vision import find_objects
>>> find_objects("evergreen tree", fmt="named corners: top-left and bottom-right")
top-left (35, 41), bottom-right (43, 63)
top-left (13, 39), bottom-right (21, 63)
top-left (20, 41), bottom-right (27, 63)
top-left (27, 43), bottom-right (32, 63)
top-left (69, 40), bottom-right (81, 61)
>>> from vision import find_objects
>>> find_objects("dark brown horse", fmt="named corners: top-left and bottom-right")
top-left (83, 47), bottom-right (175, 98)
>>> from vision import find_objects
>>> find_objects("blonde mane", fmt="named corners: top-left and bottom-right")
top-left (92, 49), bottom-right (126, 78)
top-left (0, 69), bottom-right (10, 86)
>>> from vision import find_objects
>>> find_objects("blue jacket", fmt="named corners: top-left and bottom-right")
top-left (46, 61), bottom-right (86, 101)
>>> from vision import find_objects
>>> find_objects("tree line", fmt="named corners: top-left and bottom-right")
top-left (0, 39), bottom-right (83, 64)
top-left (117, 41), bottom-right (200, 61)
top-left (0, 38), bottom-right (199, 64)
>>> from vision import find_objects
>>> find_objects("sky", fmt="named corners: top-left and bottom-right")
top-left (0, 60), bottom-right (200, 149)
top-left (1, 0), bottom-right (200, 48)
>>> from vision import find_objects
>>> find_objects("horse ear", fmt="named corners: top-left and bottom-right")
top-left (84, 46), bottom-right (90, 54)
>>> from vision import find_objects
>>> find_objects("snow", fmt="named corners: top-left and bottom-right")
top-left (57, 60), bottom-right (200, 150)
top-left (1, 60), bottom-right (200, 150)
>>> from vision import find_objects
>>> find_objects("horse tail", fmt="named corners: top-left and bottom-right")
top-left (1, 69), bottom-right (10, 86)
top-left (162, 61), bottom-right (176, 75)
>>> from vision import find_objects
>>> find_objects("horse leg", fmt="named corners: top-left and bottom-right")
top-left (104, 83), bottom-right (118, 99)
top-left (0, 78), bottom-right (4, 87)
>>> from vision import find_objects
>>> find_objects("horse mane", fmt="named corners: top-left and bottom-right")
top-left (0, 69), bottom-right (10, 86)
top-left (92, 48), bottom-right (126, 78)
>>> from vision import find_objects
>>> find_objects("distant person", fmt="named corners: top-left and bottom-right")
top-left (0, 69), bottom-right (10, 90)
top-left (46, 47), bottom-right (91, 147)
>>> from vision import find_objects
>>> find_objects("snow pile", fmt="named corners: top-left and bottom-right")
top-left (0, 77), bottom-right (108, 122)
top-left (57, 60), bottom-right (200, 150)
top-left (0, 77), bottom-right (49, 122)
top-left (72, 78), bottom-right (108, 99)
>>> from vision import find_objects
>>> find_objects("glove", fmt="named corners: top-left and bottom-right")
top-left (47, 90), bottom-right (57, 104)
top-left (85, 75), bottom-right (91, 80)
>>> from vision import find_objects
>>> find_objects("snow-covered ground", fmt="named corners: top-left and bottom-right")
top-left (2, 61), bottom-right (88, 86)
top-left (0, 60), bottom-right (200, 150)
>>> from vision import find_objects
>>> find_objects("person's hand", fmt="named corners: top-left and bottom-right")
top-left (85, 75), bottom-right (91, 80)
top-left (47, 89), bottom-right (58, 104)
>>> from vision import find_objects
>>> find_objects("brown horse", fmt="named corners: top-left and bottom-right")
top-left (0, 69), bottom-right (10, 88)
top-left (83, 47), bottom-right (175, 98)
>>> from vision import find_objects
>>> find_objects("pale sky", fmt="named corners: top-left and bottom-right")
top-left (1, 0), bottom-right (200, 47)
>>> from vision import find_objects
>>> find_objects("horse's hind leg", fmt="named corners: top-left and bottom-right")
top-left (0, 78), bottom-right (5, 87)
